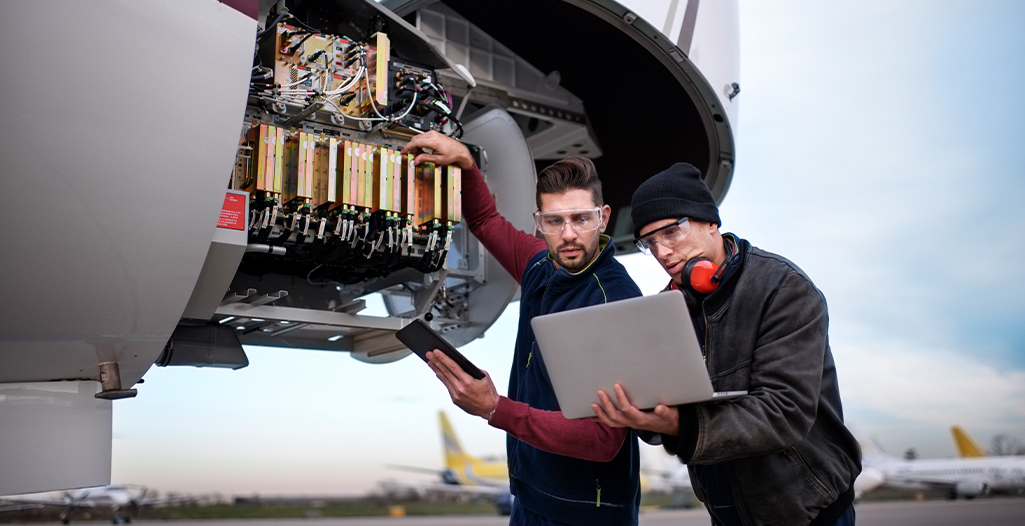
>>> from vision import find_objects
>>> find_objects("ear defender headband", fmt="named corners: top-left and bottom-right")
top-left (682, 257), bottom-right (728, 295)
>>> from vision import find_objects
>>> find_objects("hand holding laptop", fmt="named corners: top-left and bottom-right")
top-left (592, 383), bottom-right (680, 435)
top-left (530, 292), bottom-right (746, 420)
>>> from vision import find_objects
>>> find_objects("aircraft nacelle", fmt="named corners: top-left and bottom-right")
top-left (852, 467), bottom-right (884, 498)
top-left (0, 0), bottom-right (738, 495)
top-left (954, 479), bottom-right (988, 499)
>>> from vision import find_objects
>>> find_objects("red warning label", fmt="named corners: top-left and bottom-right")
top-left (217, 193), bottom-right (246, 230)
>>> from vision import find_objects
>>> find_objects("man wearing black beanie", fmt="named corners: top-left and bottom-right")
top-left (592, 162), bottom-right (862, 526)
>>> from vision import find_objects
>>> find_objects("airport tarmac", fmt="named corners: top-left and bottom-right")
top-left (117, 498), bottom-right (1025, 526)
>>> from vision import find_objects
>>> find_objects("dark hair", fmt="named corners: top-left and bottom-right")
top-left (535, 156), bottom-right (603, 209)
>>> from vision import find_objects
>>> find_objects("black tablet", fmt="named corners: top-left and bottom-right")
top-left (395, 319), bottom-right (485, 380)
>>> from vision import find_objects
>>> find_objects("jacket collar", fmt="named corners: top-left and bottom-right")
top-left (702, 234), bottom-right (748, 314)
top-left (662, 234), bottom-right (748, 312)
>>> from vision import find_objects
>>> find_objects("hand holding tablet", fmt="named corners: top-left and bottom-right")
top-left (395, 319), bottom-right (485, 380)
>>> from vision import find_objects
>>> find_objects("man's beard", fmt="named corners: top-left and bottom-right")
top-left (552, 238), bottom-right (600, 273)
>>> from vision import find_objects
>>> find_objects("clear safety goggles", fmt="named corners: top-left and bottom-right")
top-left (635, 218), bottom-right (691, 255)
top-left (533, 207), bottom-right (604, 236)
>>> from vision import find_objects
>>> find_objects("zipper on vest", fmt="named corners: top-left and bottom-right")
top-left (595, 480), bottom-right (601, 507)
top-left (701, 304), bottom-right (709, 365)
top-left (526, 350), bottom-right (532, 369)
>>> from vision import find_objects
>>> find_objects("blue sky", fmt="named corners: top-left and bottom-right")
top-left (112, 1), bottom-right (1025, 495)
top-left (724, 0), bottom-right (1025, 456)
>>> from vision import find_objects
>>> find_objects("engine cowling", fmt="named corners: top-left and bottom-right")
top-left (955, 479), bottom-right (988, 498)
top-left (853, 467), bottom-right (884, 497)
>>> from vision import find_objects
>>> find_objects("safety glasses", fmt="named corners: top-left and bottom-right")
top-left (533, 207), bottom-right (604, 236)
top-left (635, 218), bottom-right (690, 255)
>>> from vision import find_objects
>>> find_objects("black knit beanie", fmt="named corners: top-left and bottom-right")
top-left (631, 162), bottom-right (720, 239)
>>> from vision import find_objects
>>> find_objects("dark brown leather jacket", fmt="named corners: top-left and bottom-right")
top-left (648, 236), bottom-right (861, 526)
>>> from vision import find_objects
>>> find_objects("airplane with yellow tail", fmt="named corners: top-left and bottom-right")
top-left (438, 412), bottom-right (509, 488)
top-left (381, 411), bottom-right (512, 515)
top-left (859, 425), bottom-right (1025, 499)
top-left (951, 426), bottom-right (988, 458)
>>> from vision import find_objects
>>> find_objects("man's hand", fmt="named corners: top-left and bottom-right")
top-left (592, 383), bottom-right (680, 435)
top-left (399, 130), bottom-right (474, 170)
top-left (427, 349), bottom-right (500, 419)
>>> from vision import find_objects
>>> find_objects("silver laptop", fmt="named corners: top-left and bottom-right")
top-left (530, 291), bottom-right (745, 419)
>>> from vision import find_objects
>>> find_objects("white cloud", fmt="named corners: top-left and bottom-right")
top-left (835, 339), bottom-right (1025, 428)
top-left (728, 2), bottom-right (1025, 364)
top-left (620, 249), bottom-right (1025, 457)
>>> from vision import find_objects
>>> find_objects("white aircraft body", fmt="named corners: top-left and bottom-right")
top-left (643, 455), bottom-right (883, 505)
top-left (0, 484), bottom-right (172, 524)
top-left (0, 0), bottom-right (739, 494)
top-left (852, 466), bottom-right (885, 499)
top-left (862, 434), bottom-right (1025, 498)
top-left (642, 462), bottom-right (696, 508)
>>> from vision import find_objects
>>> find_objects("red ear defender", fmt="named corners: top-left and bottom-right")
top-left (682, 258), bottom-right (722, 294)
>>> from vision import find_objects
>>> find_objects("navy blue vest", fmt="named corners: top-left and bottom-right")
top-left (507, 236), bottom-right (642, 525)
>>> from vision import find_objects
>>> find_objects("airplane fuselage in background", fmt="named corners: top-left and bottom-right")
top-left (0, 484), bottom-right (169, 524)
top-left (866, 454), bottom-right (1025, 498)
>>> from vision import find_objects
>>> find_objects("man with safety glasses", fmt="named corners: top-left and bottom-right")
top-left (400, 132), bottom-right (643, 526)
top-left (592, 163), bottom-right (861, 526)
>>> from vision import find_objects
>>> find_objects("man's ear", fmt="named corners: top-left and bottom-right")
top-left (694, 220), bottom-right (719, 235)
top-left (599, 204), bottom-right (612, 233)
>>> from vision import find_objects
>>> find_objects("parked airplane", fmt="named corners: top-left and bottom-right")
top-left (952, 425), bottom-right (988, 458)
top-left (852, 467), bottom-right (885, 500)
top-left (0, 0), bottom-right (739, 494)
top-left (0, 485), bottom-right (173, 524)
top-left (641, 463), bottom-right (696, 508)
top-left (861, 431), bottom-right (1025, 499)
top-left (381, 411), bottom-right (512, 514)
top-left (642, 452), bottom-right (883, 505)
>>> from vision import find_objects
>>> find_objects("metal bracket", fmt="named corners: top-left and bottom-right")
top-left (94, 362), bottom-right (137, 400)
top-left (282, 101), bottom-right (325, 128)
top-left (221, 288), bottom-right (257, 306)
top-left (215, 303), bottom-right (407, 331)
top-left (246, 290), bottom-right (289, 307)
top-left (412, 270), bottom-right (448, 318)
